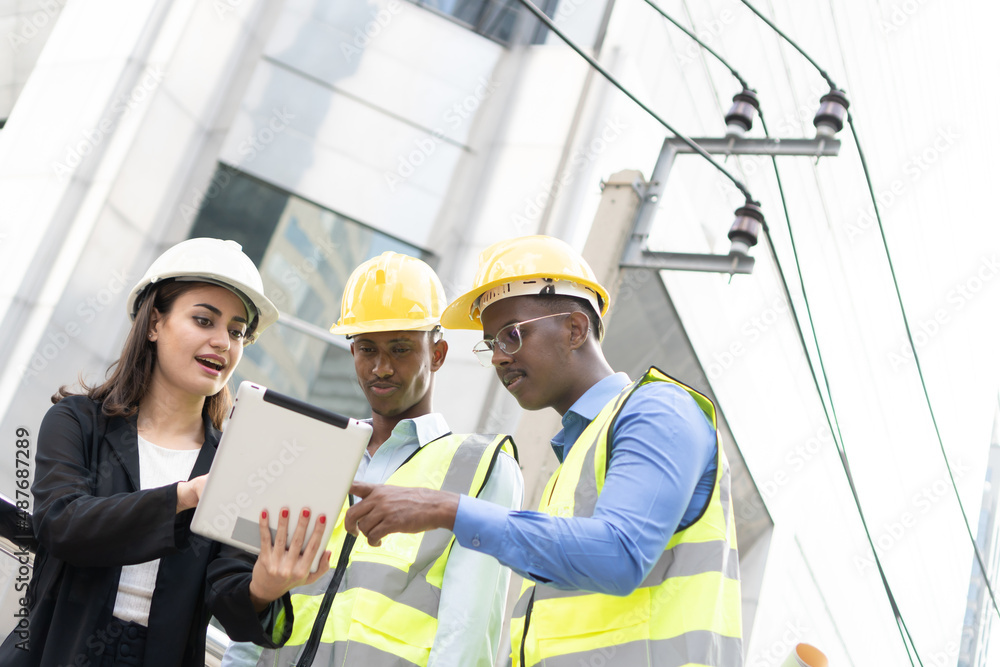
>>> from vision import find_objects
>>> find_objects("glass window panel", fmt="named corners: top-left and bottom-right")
top-left (189, 165), bottom-right (427, 418)
top-left (408, 0), bottom-right (558, 45)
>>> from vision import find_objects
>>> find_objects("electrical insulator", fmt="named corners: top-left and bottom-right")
top-left (728, 202), bottom-right (764, 256)
top-left (724, 88), bottom-right (760, 137)
top-left (813, 89), bottom-right (850, 137)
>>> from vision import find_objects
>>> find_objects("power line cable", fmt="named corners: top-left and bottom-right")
top-left (848, 113), bottom-right (1000, 622)
top-left (738, 0), bottom-right (837, 89)
top-left (740, 0), bottom-right (1000, 644)
top-left (511, 0), bottom-right (756, 203)
top-left (641, 0), bottom-right (750, 89)
top-left (644, 3), bottom-right (923, 660)
top-left (758, 177), bottom-right (924, 667)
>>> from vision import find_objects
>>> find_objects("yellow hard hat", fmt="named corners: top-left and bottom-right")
top-left (440, 235), bottom-right (610, 330)
top-left (330, 252), bottom-right (446, 336)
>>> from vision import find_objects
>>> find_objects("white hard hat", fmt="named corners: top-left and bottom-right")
top-left (126, 238), bottom-right (279, 334)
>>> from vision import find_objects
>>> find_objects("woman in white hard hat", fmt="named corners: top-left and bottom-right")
top-left (0, 239), bottom-right (328, 667)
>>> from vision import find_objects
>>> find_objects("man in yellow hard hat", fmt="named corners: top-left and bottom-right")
top-left (220, 252), bottom-right (523, 667)
top-left (345, 236), bottom-right (742, 667)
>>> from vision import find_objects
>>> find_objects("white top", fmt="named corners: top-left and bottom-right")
top-left (112, 435), bottom-right (200, 626)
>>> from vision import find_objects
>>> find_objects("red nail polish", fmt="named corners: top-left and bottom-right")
top-left (261, 510), bottom-right (267, 520)
top-left (319, 515), bottom-right (326, 524)
top-left (281, 508), bottom-right (289, 519)
top-left (303, 508), bottom-right (311, 519)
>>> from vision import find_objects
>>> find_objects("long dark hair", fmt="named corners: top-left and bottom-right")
top-left (54, 281), bottom-right (253, 429)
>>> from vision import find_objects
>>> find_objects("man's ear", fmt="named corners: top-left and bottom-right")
top-left (430, 338), bottom-right (448, 371)
top-left (567, 311), bottom-right (591, 351)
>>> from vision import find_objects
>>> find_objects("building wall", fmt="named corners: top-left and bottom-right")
top-left (0, 0), bottom-right (67, 121)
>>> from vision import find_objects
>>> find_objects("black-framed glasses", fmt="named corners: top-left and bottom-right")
top-left (472, 313), bottom-right (570, 367)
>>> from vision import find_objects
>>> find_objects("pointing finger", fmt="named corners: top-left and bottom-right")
top-left (349, 481), bottom-right (376, 499)
top-left (344, 499), bottom-right (372, 536)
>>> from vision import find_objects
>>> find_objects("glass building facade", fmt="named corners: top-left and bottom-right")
top-left (188, 166), bottom-right (427, 417)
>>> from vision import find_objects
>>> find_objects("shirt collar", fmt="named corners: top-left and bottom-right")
top-left (564, 372), bottom-right (631, 422)
top-left (410, 412), bottom-right (451, 446)
top-left (363, 412), bottom-right (451, 450)
top-left (550, 373), bottom-right (631, 461)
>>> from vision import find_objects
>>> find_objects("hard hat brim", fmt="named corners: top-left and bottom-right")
top-left (329, 319), bottom-right (440, 336)
top-left (440, 272), bottom-right (610, 330)
top-left (127, 271), bottom-right (279, 333)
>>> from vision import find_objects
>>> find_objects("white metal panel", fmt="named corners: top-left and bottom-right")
top-left (219, 58), bottom-right (476, 247)
top-left (263, 0), bottom-right (504, 146)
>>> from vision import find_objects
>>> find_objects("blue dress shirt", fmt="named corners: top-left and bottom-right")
top-left (452, 372), bottom-right (717, 596)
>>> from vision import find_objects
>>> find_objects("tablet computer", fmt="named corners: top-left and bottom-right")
top-left (192, 381), bottom-right (371, 571)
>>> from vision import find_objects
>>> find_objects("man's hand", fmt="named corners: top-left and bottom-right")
top-left (248, 508), bottom-right (331, 611)
top-left (345, 482), bottom-right (460, 547)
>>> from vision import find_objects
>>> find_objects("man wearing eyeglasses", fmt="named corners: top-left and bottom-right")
top-left (347, 235), bottom-right (742, 667)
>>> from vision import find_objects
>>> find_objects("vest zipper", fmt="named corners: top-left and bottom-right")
top-left (294, 532), bottom-right (357, 666)
top-left (519, 589), bottom-right (535, 667)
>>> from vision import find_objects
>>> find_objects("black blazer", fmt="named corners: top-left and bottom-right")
top-left (0, 395), bottom-right (290, 667)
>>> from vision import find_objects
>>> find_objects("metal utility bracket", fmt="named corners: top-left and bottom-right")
top-left (620, 136), bottom-right (841, 275)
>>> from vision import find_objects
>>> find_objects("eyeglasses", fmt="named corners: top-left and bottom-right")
top-left (472, 313), bottom-right (571, 367)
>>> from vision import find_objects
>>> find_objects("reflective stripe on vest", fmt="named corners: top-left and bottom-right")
top-left (258, 432), bottom-right (517, 667)
top-left (510, 368), bottom-right (742, 667)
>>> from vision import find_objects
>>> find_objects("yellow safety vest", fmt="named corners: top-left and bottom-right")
top-left (259, 432), bottom-right (517, 667)
top-left (510, 368), bottom-right (742, 667)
